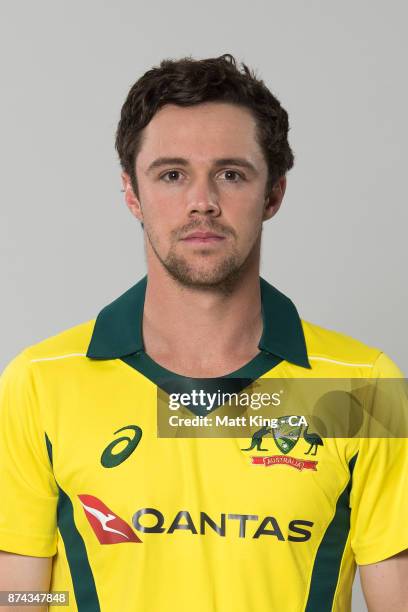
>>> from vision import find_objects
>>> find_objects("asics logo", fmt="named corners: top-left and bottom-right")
top-left (101, 425), bottom-right (142, 468)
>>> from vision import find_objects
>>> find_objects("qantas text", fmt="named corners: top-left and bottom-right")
top-left (132, 508), bottom-right (313, 541)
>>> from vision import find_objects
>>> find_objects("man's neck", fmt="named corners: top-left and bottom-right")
top-left (141, 267), bottom-right (263, 378)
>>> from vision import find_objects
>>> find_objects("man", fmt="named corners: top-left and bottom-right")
top-left (0, 54), bottom-right (407, 612)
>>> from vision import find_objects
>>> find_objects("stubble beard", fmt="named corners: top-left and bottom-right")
top-left (145, 228), bottom-right (261, 296)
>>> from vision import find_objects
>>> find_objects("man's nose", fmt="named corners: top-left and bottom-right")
top-left (186, 177), bottom-right (221, 216)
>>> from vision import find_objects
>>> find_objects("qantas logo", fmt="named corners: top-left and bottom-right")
top-left (78, 494), bottom-right (141, 544)
top-left (79, 494), bottom-right (313, 544)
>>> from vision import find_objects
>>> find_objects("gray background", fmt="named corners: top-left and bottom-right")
top-left (1, 1), bottom-right (407, 609)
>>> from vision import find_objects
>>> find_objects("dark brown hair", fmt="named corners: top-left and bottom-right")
top-left (115, 53), bottom-right (294, 198)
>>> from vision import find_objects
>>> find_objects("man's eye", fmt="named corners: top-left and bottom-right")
top-left (161, 170), bottom-right (182, 182)
top-left (220, 170), bottom-right (244, 182)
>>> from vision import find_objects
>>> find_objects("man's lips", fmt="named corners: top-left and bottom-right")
top-left (181, 232), bottom-right (225, 243)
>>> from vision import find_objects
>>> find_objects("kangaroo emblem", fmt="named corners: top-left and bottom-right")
top-left (241, 426), bottom-right (272, 451)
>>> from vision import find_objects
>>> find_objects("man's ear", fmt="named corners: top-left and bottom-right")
top-left (263, 175), bottom-right (286, 221)
top-left (121, 172), bottom-right (143, 223)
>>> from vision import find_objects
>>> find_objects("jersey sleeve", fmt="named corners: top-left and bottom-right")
top-left (0, 351), bottom-right (58, 556)
top-left (350, 351), bottom-right (408, 565)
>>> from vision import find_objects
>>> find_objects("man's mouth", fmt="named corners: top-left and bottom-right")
top-left (181, 231), bottom-right (226, 243)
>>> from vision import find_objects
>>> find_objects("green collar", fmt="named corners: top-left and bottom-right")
top-left (86, 275), bottom-right (310, 369)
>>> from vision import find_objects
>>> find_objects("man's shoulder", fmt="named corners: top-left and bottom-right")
top-left (301, 319), bottom-right (381, 364)
top-left (19, 319), bottom-right (96, 364)
top-left (301, 319), bottom-right (404, 376)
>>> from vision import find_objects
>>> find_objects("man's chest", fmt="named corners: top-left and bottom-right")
top-left (47, 381), bottom-right (356, 547)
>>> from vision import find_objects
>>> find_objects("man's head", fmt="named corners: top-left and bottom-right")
top-left (116, 54), bottom-right (294, 292)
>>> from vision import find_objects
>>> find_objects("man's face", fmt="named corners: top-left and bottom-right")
top-left (122, 102), bottom-right (285, 290)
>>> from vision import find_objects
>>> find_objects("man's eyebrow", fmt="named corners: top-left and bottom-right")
top-left (213, 158), bottom-right (258, 173)
top-left (146, 157), bottom-right (189, 173)
top-left (145, 157), bottom-right (258, 174)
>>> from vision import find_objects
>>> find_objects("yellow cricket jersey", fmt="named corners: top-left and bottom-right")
top-left (0, 275), bottom-right (407, 612)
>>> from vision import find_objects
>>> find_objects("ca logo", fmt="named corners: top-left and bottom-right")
top-left (101, 425), bottom-right (143, 468)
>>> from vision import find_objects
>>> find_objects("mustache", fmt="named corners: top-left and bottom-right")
top-left (174, 221), bottom-right (235, 239)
